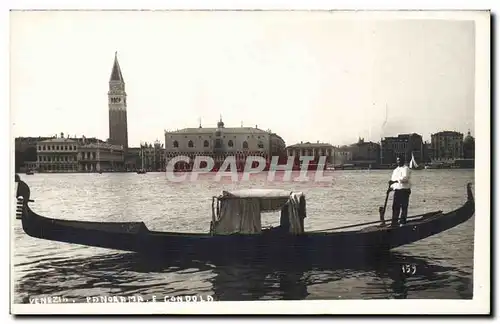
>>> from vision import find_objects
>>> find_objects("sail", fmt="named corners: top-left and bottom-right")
top-left (410, 153), bottom-right (419, 169)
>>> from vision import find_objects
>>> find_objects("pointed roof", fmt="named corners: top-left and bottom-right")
top-left (110, 51), bottom-right (124, 82)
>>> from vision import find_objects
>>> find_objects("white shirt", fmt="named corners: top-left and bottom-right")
top-left (391, 165), bottom-right (411, 190)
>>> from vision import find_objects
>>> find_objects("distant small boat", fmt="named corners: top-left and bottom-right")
top-left (409, 153), bottom-right (423, 170)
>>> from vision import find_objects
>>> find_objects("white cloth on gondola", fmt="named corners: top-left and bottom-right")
top-left (212, 189), bottom-right (305, 235)
top-left (213, 196), bottom-right (263, 235)
top-left (287, 193), bottom-right (304, 234)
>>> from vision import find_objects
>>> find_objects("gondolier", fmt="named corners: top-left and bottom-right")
top-left (388, 155), bottom-right (411, 226)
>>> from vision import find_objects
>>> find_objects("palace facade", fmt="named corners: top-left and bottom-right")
top-left (286, 142), bottom-right (335, 165)
top-left (430, 130), bottom-right (464, 162)
top-left (35, 135), bottom-right (124, 172)
top-left (380, 133), bottom-right (424, 165)
top-left (164, 119), bottom-right (286, 170)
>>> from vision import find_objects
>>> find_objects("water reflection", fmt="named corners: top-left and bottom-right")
top-left (364, 252), bottom-right (473, 299)
top-left (14, 250), bottom-right (472, 303)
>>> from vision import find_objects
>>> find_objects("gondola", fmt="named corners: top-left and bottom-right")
top-left (14, 174), bottom-right (474, 262)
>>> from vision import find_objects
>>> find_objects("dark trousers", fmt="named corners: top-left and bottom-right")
top-left (392, 189), bottom-right (411, 226)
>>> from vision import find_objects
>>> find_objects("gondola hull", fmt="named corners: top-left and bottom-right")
top-left (15, 180), bottom-right (474, 262)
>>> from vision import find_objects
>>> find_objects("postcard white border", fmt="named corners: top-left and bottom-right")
top-left (5, 2), bottom-right (492, 317)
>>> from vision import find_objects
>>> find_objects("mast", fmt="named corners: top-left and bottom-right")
top-left (421, 139), bottom-right (424, 163)
top-left (141, 147), bottom-right (144, 169)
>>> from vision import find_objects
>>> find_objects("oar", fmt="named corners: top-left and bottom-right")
top-left (309, 212), bottom-right (441, 233)
top-left (379, 185), bottom-right (392, 225)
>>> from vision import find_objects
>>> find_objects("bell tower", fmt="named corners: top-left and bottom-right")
top-left (108, 51), bottom-right (128, 151)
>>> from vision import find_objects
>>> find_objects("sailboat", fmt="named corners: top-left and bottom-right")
top-left (136, 147), bottom-right (147, 174)
top-left (409, 152), bottom-right (423, 170)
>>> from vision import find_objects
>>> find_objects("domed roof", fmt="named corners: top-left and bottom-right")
top-left (464, 130), bottom-right (474, 144)
top-left (217, 116), bottom-right (225, 128)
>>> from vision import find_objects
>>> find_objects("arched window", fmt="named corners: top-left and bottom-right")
top-left (204, 140), bottom-right (209, 147)
top-left (257, 141), bottom-right (264, 149)
top-left (228, 140), bottom-right (234, 147)
top-left (173, 140), bottom-right (179, 148)
top-left (242, 141), bottom-right (248, 149)
top-left (188, 140), bottom-right (194, 148)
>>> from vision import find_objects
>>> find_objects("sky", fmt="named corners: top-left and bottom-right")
top-left (10, 11), bottom-right (476, 147)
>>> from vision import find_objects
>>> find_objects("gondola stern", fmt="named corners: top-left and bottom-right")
top-left (466, 182), bottom-right (474, 202)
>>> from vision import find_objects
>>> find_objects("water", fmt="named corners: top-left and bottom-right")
top-left (12, 169), bottom-right (475, 303)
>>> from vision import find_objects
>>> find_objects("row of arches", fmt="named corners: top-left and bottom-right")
top-left (38, 145), bottom-right (78, 151)
top-left (287, 148), bottom-right (333, 157)
top-left (38, 155), bottom-right (76, 162)
top-left (172, 140), bottom-right (263, 149)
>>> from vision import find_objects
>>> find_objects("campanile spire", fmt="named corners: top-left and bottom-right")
top-left (110, 51), bottom-right (124, 83)
top-left (108, 52), bottom-right (128, 150)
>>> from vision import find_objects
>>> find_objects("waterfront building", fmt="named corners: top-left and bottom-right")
top-left (164, 118), bottom-right (285, 169)
top-left (270, 133), bottom-right (288, 163)
top-left (463, 130), bottom-right (475, 160)
top-left (286, 141), bottom-right (334, 166)
top-left (36, 136), bottom-right (79, 172)
top-left (124, 147), bottom-right (141, 171)
top-left (36, 134), bottom-right (124, 172)
top-left (430, 131), bottom-right (464, 162)
top-left (78, 140), bottom-right (125, 172)
top-left (348, 138), bottom-right (381, 167)
top-left (15, 136), bottom-right (53, 172)
top-left (333, 146), bottom-right (353, 166)
top-left (380, 133), bottom-right (424, 165)
top-left (423, 141), bottom-right (432, 163)
top-left (140, 141), bottom-right (166, 171)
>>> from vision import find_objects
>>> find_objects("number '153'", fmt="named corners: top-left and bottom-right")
top-left (401, 264), bottom-right (417, 275)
